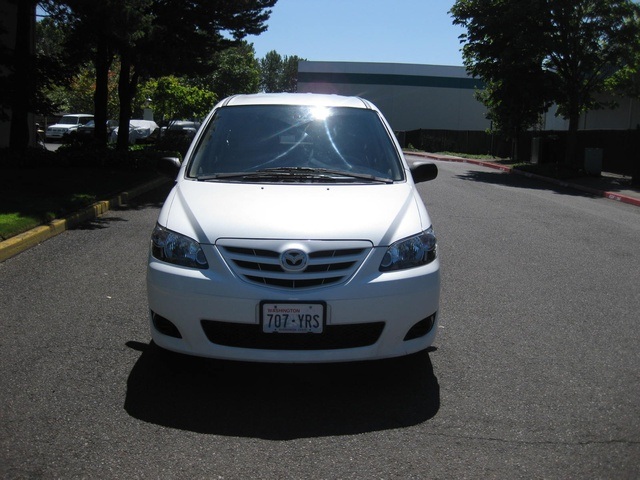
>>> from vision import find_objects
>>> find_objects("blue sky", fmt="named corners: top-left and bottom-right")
top-left (246, 0), bottom-right (465, 66)
top-left (37, 0), bottom-right (466, 66)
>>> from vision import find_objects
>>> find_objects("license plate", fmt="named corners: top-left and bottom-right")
top-left (261, 302), bottom-right (325, 333)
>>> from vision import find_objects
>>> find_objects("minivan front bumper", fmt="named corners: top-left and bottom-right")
top-left (147, 244), bottom-right (440, 363)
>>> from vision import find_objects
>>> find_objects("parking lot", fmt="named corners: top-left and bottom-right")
top-left (1, 158), bottom-right (638, 478)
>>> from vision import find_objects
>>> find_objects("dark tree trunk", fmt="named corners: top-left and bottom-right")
top-left (117, 50), bottom-right (132, 152)
top-left (93, 37), bottom-right (112, 147)
top-left (9, 1), bottom-right (34, 150)
top-left (565, 109), bottom-right (580, 167)
top-left (632, 133), bottom-right (640, 187)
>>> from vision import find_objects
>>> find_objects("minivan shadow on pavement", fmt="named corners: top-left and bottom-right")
top-left (124, 342), bottom-right (440, 439)
top-left (455, 170), bottom-right (599, 198)
top-left (71, 215), bottom-right (129, 231)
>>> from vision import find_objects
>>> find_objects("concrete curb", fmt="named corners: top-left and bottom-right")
top-left (0, 176), bottom-right (170, 263)
top-left (408, 151), bottom-right (640, 208)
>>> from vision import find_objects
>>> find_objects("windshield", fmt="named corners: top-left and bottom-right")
top-left (187, 105), bottom-right (404, 182)
top-left (60, 116), bottom-right (80, 125)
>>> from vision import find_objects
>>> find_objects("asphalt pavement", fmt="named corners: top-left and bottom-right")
top-left (1, 159), bottom-right (638, 478)
top-left (411, 151), bottom-right (640, 208)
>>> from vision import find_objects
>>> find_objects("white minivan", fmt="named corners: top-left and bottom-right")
top-left (147, 93), bottom-right (440, 363)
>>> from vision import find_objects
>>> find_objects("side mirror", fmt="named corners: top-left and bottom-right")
top-left (157, 156), bottom-right (182, 178)
top-left (410, 162), bottom-right (438, 183)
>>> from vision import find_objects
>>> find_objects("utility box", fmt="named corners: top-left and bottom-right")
top-left (584, 148), bottom-right (603, 175)
top-left (531, 136), bottom-right (561, 164)
top-left (531, 137), bottom-right (541, 164)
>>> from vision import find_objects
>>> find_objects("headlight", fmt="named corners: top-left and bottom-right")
top-left (379, 227), bottom-right (437, 272)
top-left (151, 224), bottom-right (209, 269)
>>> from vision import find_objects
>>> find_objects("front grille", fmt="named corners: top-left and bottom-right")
top-left (201, 320), bottom-right (385, 350)
top-left (217, 239), bottom-right (371, 289)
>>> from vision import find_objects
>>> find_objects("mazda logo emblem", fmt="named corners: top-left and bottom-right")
top-left (281, 249), bottom-right (308, 272)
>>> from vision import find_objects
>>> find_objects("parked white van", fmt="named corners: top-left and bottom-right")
top-left (45, 114), bottom-right (94, 140)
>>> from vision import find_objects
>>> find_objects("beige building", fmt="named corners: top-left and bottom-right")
top-left (298, 61), bottom-right (640, 133)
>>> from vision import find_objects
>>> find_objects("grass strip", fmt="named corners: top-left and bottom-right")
top-left (0, 167), bottom-right (159, 240)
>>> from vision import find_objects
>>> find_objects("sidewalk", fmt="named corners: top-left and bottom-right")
top-left (408, 151), bottom-right (640, 208)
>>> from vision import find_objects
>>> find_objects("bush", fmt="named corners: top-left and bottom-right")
top-left (154, 133), bottom-right (194, 157)
top-left (0, 147), bottom-right (55, 169)
top-left (1, 143), bottom-right (183, 176)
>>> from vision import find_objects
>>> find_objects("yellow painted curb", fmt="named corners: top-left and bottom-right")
top-left (0, 177), bottom-right (170, 263)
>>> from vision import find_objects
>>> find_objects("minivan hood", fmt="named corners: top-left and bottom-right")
top-left (162, 180), bottom-right (429, 246)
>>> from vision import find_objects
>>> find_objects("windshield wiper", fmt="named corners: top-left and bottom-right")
top-left (196, 167), bottom-right (393, 183)
top-left (197, 172), bottom-right (261, 181)
top-left (197, 170), bottom-right (307, 181)
top-left (261, 167), bottom-right (394, 183)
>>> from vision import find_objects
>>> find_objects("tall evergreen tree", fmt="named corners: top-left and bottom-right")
top-left (41, 0), bottom-right (277, 149)
top-left (260, 50), bottom-right (305, 93)
top-left (260, 50), bottom-right (283, 92)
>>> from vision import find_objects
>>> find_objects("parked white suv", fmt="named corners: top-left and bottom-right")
top-left (147, 93), bottom-right (440, 363)
top-left (45, 114), bottom-right (94, 140)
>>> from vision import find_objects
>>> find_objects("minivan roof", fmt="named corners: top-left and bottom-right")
top-left (219, 93), bottom-right (374, 110)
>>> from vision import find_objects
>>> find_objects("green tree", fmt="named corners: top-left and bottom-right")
top-left (260, 50), bottom-right (305, 92)
top-left (451, 0), bottom-right (552, 159)
top-left (114, 0), bottom-right (277, 150)
top-left (34, 15), bottom-right (77, 114)
top-left (451, 0), bottom-right (640, 165)
top-left (136, 76), bottom-right (216, 125)
top-left (36, 18), bottom-right (119, 118)
top-left (260, 50), bottom-right (282, 92)
top-left (545, 0), bottom-right (640, 165)
top-left (34, 14), bottom-right (65, 58)
top-left (208, 42), bottom-right (261, 100)
top-left (40, 0), bottom-right (277, 149)
top-left (40, 0), bottom-right (149, 146)
top-left (44, 62), bottom-right (120, 118)
top-left (606, 10), bottom-right (640, 101)
top-left (281, 54), bottom-right (304, 92)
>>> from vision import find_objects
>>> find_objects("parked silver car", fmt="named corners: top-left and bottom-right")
top-left (110, 119), bottom-right (159, 144)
